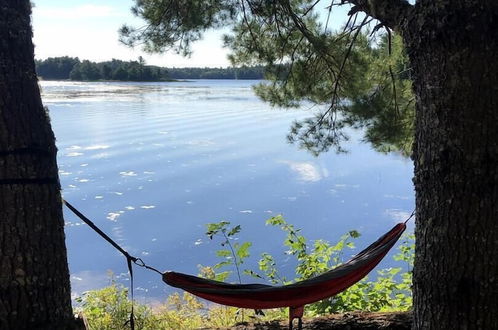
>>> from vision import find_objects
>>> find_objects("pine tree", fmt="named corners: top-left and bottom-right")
top-left (120, 1), bottom-right (498, 328)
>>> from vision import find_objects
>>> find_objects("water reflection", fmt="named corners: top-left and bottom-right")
top-left (41, 80), bottom-right (414, 302)
top-left (280, 160), bottom-right (327, 182)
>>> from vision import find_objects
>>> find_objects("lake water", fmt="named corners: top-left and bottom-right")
top-left (40, 80), bottom-right (414, 304)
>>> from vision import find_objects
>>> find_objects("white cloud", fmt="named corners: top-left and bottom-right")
top-left (281, 160), bottom-right (327, 182)
top-left (70, 270), bottom-right (110, 301)
top-left (111, 225), bottom-right (125, 241)
top-left (106, 212), bottom-right (121, 222)
top-left (385, 209), bottom-right (411, 223)
top-left (66, 152), bottom-right (84, 157)
top-left (85, 145), bottom-right (110, 150)
top-left (334, 183), bottom-right (360, 189)
top-left (383, 194), bottom-right (411, 200)
top-left (120, 171), bottom-right (137, 177)
top-left (34, 5), bottom-right (123, 20)
top-left (32, 2), bottom-right (231, 67)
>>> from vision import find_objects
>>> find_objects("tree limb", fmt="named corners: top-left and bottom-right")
top-left (344, 0), bottom-right (413, 30)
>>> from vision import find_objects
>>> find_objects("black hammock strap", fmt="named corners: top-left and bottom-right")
top-left (63, 199), bottom-right (162, 330)
top-left (63, 200), bottom-right (162, 275)
top-left (64, 200), bottom-right (133, 260)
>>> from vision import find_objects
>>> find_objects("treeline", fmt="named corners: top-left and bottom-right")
top-left (35, 56), bottom-right (168, 81)
top-left (166, 66), bottom-right (265, 80)
top-left (35, 56), bottom-right (265, 81)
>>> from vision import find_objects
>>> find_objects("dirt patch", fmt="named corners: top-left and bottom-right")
top-left (208, 311), bottom-right (412, 329)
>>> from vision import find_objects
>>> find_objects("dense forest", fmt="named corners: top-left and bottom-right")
top-left (35, 56), bottom-right (265, 81)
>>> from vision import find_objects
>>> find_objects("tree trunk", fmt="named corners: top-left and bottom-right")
top-left (402, 1), bottom-right (498, 328)
top-left (0, 1), bottom-right (74, 329)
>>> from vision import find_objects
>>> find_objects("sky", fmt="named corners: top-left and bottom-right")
top-left (31, 0), bottom-right (351, 68)
top-left (31, 0), bottom-right (232, 67)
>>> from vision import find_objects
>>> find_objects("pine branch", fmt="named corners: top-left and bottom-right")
top-left (345, 0), bottom-right (414, 30)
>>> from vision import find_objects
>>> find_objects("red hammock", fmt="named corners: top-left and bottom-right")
top-left (63, 200), bottom-right (409, 329)
top-left (163, 222), bottom-right (406, 328)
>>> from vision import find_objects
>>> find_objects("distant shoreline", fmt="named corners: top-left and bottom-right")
top-left (38, 78), bottom-right (181, 83)
top-left (37, 78), bottom-right (262, 83)
top-left (36, 56), bottom-right (265, 81)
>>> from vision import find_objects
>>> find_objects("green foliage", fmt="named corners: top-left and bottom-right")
top-left (205, 216), bottom-right (414, 316)
top-left (35, 56), bottom-right (80, 80)
top-left (269, 216), bottom-right (414, 314)
top-left (76, 282), bottom-right (236, 329)
top-left (154, 292), bottom-right (206, 329)
top-left (203, 221), bottom-right (253, 283)
top-left (35, 57), bottom-right (265, 81)
top-left (75, 278), bottom-right (154, 330)
top-left (166, 65), bottom-right (265, 79)
top-left (326, 233), bottom-right (415, 314)
top-left (76, 279), bottom-right (275, 329)
top-left (78, 220), bottom-right (414, 328)
top-left (341, 35), bottom-right (414, 156)
top-left (36, 57), bottom-right (169, 81)
top-left (122, 1), bottom-right (415, 156)
top-left (262, 215), bottom-right (361, 283)
top-left (120, 0), bottom-right (238, 56)
top-left (257, 252), bottom-right (283, 284)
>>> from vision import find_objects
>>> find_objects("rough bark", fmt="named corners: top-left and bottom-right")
top-left (400, 1), bottom-right (498, 329)
top-left (346, 0), bottom-right (413, 30)
top-left (0, 1), bottom-right (74, 329)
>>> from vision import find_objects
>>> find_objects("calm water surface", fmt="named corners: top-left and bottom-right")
top-left (40, 80), bottom-right (414, 303)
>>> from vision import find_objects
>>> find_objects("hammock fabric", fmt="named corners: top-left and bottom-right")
top-left (63, 200), bottom-right (410, 329)
top-left (163, 222), bottom-right (406, 327)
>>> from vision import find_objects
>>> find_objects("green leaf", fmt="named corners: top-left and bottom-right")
top-left (265, 215), bottom-right (285, 226)
top-left (205, 221), bottom-right (230, 237)
top-left (349, 230), bottom-right (361, 238)
top-left (214, 271), bottom-right (230, 282)
top-left (214, 261), bottom-right (231, 269)
top-left (236, 241), bottom-right (251, 260)
top-left (215, 249), bottom-right (232, 257)
top-left (243, 269), bottom-right (263, 279)
top-left (227, 225), bottom-right (241, 236)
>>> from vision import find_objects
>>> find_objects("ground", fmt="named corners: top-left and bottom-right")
top-left (207, 312), bottom-right (412, 329)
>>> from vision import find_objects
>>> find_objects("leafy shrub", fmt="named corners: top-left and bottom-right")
top-left (75, 279), bottom-right (154, 330)
top-left (76, 216), bottom-right (414, 328)
top-left (205, 216), bottom-right (414, 316)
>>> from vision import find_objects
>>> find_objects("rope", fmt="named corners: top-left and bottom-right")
top-left (126, 257), bottom-right (135, 330)
top-left (64, 200), bottom-right (135, 260)
top-left (404, 210), bottom-right (416, 224)
top-left (63, 199), bottom-right (163, 330)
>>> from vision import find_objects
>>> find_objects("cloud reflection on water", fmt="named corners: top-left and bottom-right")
top-left (45, 80), bottom-right (414, 303)
top-left (280, 160), bottom-right (328, 182)
top-left (385, 208), bottom-right (411, 223)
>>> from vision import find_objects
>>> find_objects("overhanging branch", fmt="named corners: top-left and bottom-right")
top-left (344, 0), bottom-right (413, 30)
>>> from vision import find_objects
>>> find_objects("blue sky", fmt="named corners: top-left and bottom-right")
top-left (32, 0), bottom-right (231, 67)
top-left (32, 0), bottom-right (350, 68)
